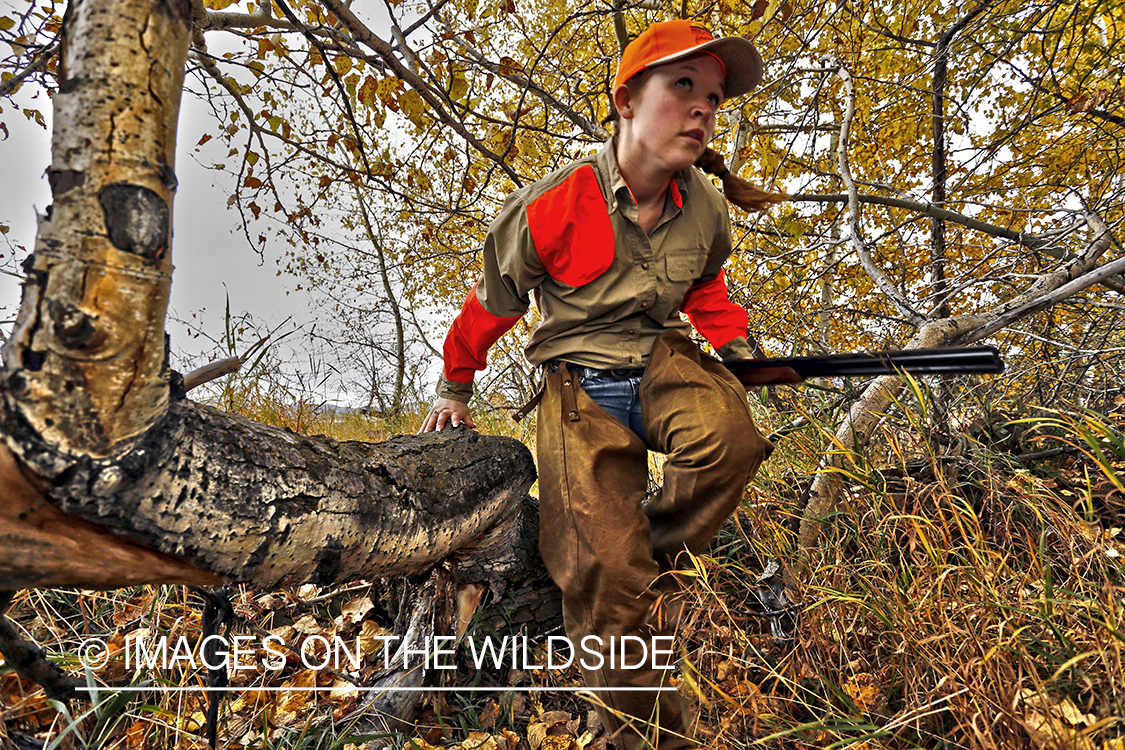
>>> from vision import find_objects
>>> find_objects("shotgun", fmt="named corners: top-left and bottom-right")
top-left (724, 345), bottom-right (1004, 387)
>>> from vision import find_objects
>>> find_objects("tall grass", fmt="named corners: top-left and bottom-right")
top-left (3, 367), bottom-right (1122, 749)
top-left (678, 380), bottom-right (1124, 749)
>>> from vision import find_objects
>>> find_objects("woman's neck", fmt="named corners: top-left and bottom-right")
top-left (615, 133), bottom-right (677, 206)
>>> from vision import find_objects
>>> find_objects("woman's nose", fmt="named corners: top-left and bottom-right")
top-left (692, 100), bottom-right (715, 120)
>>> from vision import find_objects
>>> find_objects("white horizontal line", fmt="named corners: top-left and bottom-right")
top-left (76, 686), bottom-right (675, 693)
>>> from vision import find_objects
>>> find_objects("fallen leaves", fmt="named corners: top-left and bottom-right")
top-left (1016, 689), bottom-right (1112, 750)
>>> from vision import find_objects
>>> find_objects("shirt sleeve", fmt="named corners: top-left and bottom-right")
top-left (437, 192), bottom-right (546, 402)
top-left (679, 200), bottom-right (752, 358)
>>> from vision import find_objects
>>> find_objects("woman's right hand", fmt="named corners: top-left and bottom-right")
top-left (417, 398), bottom-right (476, 434)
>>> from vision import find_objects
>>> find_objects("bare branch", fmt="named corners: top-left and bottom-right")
top-left (832, 60), bottom-right (924, 327)
top-left (183, 357), bottom-right (241, 392)
top-left (793, 191), bottom-right (1055, 246)
top-left (274, 0), bottom-right (376, 179)
top-left (440, 25), bottom-right (610, 141)
top-left (953, 215), bottom-right (1120, 344)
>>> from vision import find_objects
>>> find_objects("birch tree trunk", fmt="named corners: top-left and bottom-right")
top-left (0, 0), bottom-right (542, 603)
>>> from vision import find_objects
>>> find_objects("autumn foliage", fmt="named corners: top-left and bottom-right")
top-left (1, 0), bottom-right (1124, 747)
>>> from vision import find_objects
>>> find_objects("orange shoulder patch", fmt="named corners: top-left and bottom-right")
top-left (524, 165), bottom-right (615, 287)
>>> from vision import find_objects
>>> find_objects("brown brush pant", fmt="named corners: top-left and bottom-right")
top-left (536, 331), bottom-right (773, 750)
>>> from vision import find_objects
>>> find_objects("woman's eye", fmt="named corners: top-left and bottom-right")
top-left (707, 94), bottom-right (721, 107)
top-left (676, 77), bottom-right (692, 89)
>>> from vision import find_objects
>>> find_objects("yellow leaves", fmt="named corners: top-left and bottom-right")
top-left (519, 133), bottom-right (539, 161)
top-left (462, 732), bottom-right (499, 750)
top-left (358, 75), bottom-right (380, 109)
top-left (339, 594), bottom-right (373, 625)
top-left (399, 89), bottom-right (429, 129)
top-left (1066, 90), bottom-right (1114, 114)
top-left (498, 56), bottom-right (521, 76)
top-left (373, 76), bottom-right (406, 114)
top-left (409, 166), bottom-right (432, 193)
top-left (527, 711), bottom-right (581, 750)
top-left (0, 15), bottom-right (15, 31)
top-left (450, 72), bottom-right (470, 103)
top-left (1017, 688), bottom-right (1102, 750)
top-left (750, 0), bottom-right (792, 23)
top-left (843, 672), bottom-right (886, 714)
top-left (203, 0), bottom-right (238, 8)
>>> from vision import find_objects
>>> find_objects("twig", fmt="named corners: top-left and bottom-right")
top-left (273, 0), bottom-right (375, 180)
top-left (183, 357), bottom-right (242, 392)
top-left (0, 596), bottom-right (83, 702)
top-left (953, 216), bottom-right (1120, 344)
top-left (1015, 447), bottom-right (1081, 462)
top-left (318, 0), bottom-right (524, 186)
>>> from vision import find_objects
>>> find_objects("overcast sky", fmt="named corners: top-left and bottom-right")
top-left (0, 75), bottom-right (319, 379)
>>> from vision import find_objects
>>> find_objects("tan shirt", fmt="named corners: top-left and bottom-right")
top-left (438, 139), bottom-right (753, 402)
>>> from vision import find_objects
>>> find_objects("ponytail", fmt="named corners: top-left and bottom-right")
top-left (695, 147), bottom-right (789, 213)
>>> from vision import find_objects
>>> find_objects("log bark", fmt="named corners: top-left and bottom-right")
top-left (0, 394), bottom-right (537, 589)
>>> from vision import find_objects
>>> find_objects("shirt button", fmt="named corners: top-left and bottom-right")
top-left (642, 263), bottom-right (650, 270)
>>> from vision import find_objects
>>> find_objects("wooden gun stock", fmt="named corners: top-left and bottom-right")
top-left (725, 346), bottom-right (1005, 387)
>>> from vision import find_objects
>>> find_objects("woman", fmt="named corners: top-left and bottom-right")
top-left (419, 20), bottom-right (780, 749)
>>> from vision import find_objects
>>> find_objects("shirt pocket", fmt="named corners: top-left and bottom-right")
top-left (665, 252), bottom-right (703, 282)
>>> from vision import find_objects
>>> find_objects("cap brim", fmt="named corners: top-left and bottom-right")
top-left (644, 37), bottom-right (763, 99)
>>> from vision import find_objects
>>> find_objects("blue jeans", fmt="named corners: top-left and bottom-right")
top-left (569, 366), bottom-right (650, 449)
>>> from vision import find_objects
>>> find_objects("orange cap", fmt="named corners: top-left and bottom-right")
top-left (613, 20), bottom-right (763, 100)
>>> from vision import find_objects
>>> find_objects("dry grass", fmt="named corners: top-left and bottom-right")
top-left (2, 376), bottom-right (1123, 749)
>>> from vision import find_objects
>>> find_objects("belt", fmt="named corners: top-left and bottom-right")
top-left (544, 361), bottom-right (646, 380)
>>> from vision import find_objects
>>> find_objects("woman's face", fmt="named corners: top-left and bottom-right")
top-left (617, 53), bottom-right (725, 173)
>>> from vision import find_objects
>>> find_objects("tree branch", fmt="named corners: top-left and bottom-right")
top-left (0, 42), bottom-right (58, 99)
top-left (832, 60), bottom-right (924, 326)
top-left (798, 214), bottom-right (1119, 555)
top-left (318, 0), bottom-right (524, 186)
top-left (791, 192), bottom-right (1072, 255)
top-left (440, 24), bottom-right (609, 141)
top-left (932, 1), bottom-right (1000, 319)
top-left (952, 215), bottom-right (1120, 344)
top-left (274, 0), bottom-right (376, 179)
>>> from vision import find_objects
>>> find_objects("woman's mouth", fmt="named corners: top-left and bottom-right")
top-left (682, 129), bottom-right (705, 144)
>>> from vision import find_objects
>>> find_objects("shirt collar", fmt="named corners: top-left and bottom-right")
top-left (596, 138), bottom-right (689, 212)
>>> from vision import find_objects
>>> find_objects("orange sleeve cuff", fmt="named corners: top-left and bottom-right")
top-left (679, 270), bottom-right (748, 351)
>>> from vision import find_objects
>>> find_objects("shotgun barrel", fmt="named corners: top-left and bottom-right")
top-left (724, 345), bottom-right (1004, 387)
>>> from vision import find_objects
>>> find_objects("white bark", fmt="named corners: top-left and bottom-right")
top-left (799, 213), bottom-right (1117, 551)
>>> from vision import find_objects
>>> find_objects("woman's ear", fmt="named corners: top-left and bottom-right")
top-left (612, 84), bottom-right (635, 120)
